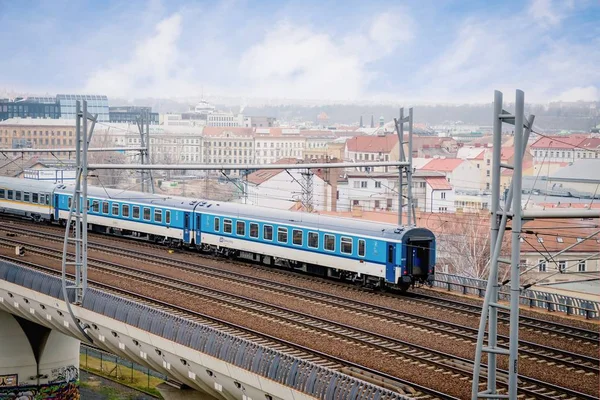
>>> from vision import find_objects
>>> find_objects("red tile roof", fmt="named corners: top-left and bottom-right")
top-left (420, 158), bottom-right (465, 172)
top-left (346, 134), bottom-right (398, 153)
top-left (530, 134), bottom-right (589, 149)
top-left (578, 137), bottom-right (600, 150)
top-left (473, 151), bottom-right (485, 160)
top-left (425, 177), bottom-right (452, 190)
top-left (246, 158), bottom-right (300, 185)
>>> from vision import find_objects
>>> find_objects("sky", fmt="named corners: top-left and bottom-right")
top-left (0, 0), bottom-right (598, 104)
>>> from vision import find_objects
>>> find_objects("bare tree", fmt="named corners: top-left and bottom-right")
top-left (435, 213), bottom-right (510, 280)
top-left (87, 130), bottom-right (128, 188)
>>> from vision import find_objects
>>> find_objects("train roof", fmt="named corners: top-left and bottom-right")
top-left (0, 176), bottom-right (60, 193)
top-left (55, 184), bottom-right (199, 211)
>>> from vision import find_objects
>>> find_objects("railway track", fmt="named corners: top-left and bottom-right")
top-left (0, 236), bottom-right (597, 400)
top-left (0, 255), bottom-right (455, 400)
top-left (0, 224), bottom-right (597, 373)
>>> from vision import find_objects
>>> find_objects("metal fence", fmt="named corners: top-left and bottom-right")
top-left (433, 272), bottom-right (599, 319)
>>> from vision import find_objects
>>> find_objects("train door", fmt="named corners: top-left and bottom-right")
top-left (195, 214), bottom-right (202, 245)
top-left (54, 194), bottom-right (60, 220)
top-left (385, 243), bottom-right (397, 283)
top-left (183, 212), bottom-right (190, 243)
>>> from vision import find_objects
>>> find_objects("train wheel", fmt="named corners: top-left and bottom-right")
top-left (398, 282), bottom-right (411, 292)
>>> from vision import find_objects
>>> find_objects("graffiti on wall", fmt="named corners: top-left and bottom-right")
top-left (0, 366), bottom-right (79, 400)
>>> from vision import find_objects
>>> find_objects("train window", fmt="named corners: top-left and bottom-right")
top-left (24, 192), bottom-right (30, 202)
top-left (324, 234), bottom-right (335, 252)
top-left (341, 237), bottom-right (352, 254)
top-left (92, 201), bottom-right (99, 212)
top-left (292, 229), bottom-right (303, 246)
top-left (16, 191), bottom-right (22, 201)
top-left (154, 209), bottom-right (162, 223)
top-left (249, 223), bottom-right (259, 238)
top-left (388, 245), bottom-right (394, 263)
top-left (102, 202), bottom-right (109, 214)
top-left (112, 204), bottom-right (120, 216)
top-left (278, 227), bottom-right (288, 243)
top-left (45, 194), bottom-right (50, 205)
top-left (224, 219), bottom-right (232, 233)
top-left (0, 189), bottom-right (4, 198)
top-left (214, 217), bottom-right (220, 232)
top-left (358, 239), bottom-right (366, 257)
top-left (236, 221), bottom-right (245, 236)
top-left (308, 232), bottom-right (319, 248)
top-left (32, 193), bottom-right (38, 203)
top-left (122, 205), bottom-right (130, 217)
top-left (165, 210), bottom-right (171, 224)
top-left (263, 225), bottom-right (273, 240)
top-left (68, 197), bottom-right (72, 209)
top-left (143, 208), bottom-right (151, 221)
top-left (7, 190), bottom-right (13, 200)
top-left (132, 206), bottom-right (140, 219)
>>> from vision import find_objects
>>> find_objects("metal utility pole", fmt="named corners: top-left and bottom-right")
top-left (61, 100), bottom-right (96, 342)
top-left (137, 110), bottom-right (154, 193)
top-left (393, 107), bottom-right (414, 226)
top-left (301, 169), bottom-right (314, 212)
top-left (472, 90), bottom-right (533, 399)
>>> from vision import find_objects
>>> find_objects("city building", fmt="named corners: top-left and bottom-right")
top-left (56, 94), bottom-right (109, 122)
top-left (245, 158), bottom-right (338, 211)
top-left (207, 112), bottom-right (244, 127)
top-left (420, 158), bottom-right (481, 191)
top-left (109, 106), bottom-right (159, 124)
top-left (344, 134), bottom-right (398, 172)
top-left (530, 134), bottom-right (597, 163)
top-left (0, 118), bottom-right (76, 155)
top-left (244, 116), bottom-right (276, 128)
top-left (254, 132), bottom-right (305, 165)
top-left (0, 97), bottom-right (61, 121)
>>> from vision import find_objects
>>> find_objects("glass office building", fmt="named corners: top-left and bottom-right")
top-left (109, 106), bottom-right (159, 124)
top-left (57, 94), bottom-right (109, 122)
top-left (0, 97), bottom-right (61, 121)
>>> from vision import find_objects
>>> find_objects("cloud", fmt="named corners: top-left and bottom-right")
top-left (84, 13), bottom-right (192, 98)
top-left (555, 86), bottom-right (599, 102)
top-left (238, 11), bottom-right (414, 100)
top-left (528, 0), bottom-right (563, 27)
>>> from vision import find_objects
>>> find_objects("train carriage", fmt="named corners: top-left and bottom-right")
top-left (0, 177), bottom-right (56, 221)
top-left (54, 185), bottom-right (196, 245)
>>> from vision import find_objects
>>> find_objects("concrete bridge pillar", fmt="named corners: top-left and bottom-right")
top-left (0, 310), bottom-right (80, 399)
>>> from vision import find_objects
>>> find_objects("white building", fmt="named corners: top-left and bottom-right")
top-left (420, 158), bottom-right (481, 192)
top-left (246, 160), bottom-right (336, 211)
top-left (254, 134), bottom-right (305, 165)
top-left (207, 112), bottom-right (244, 127)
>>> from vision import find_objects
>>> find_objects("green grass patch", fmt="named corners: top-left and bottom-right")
top-left (80, 353), bottom-right (163, 398)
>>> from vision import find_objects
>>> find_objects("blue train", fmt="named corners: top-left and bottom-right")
top-left (0, 177), bottom-right (436, 291)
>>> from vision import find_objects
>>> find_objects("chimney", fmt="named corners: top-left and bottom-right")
top-left (370, 115), bottom-right (375, 128)
top-left (359, 115), bottom-right (364, 128)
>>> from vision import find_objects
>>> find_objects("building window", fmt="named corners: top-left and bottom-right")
top-left (375, 181), bottom-right (381, 188)
top-left (439, 207), bottom-right (447, 213)
top-left (387, 198), bottom-right (393, 209)
top-left (578, 260), bottom-right (586, 272)
top-left (249, 223), bottom-right (259, 238)
top-left (558, 260), bottom-right (566, 272)
top-left (374, 200), bottom-right (380, 208)
top-left (353, 181), bottom-right (360, 188)
top-left (324, 234), bottom-right (335, 251)
top-left (224, 219), bottom-right (232, 233)
top-left (441, 192), bottom-right (446, 199)
top-left (293, 229), bottom-right (303, 246)
top-left (308, 232), bottom-right (319, 248)
top-left (154, 209), bottom-right (162, 223)
top-left (538, 259), bottom-right (546, 272)
top-left (277, 227), bottom-right (288, 243)
top-left (236, 221), bottom-right (245, 236)
top-left (263, 225), bottom-right (273, 240)
top-left (353, 200), bottom-right (360, 206)
top-left (122, 205), bottom-right (130, 217)
top-left (358, 239), bottom-right (366, 257)
top-left (361, 181), bottom-right (367, 188)
top-left (341, 237), bottom-right (352, 254)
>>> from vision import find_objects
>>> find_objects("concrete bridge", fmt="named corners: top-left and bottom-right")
top-left (0, 260), bottom-right (405, 400)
